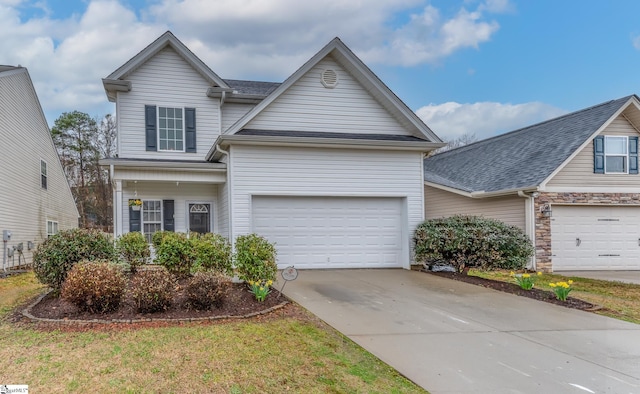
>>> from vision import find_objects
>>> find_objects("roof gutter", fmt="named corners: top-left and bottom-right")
top-left (424, 180), bottom-right (540, 198)
top-left (207, 134), bottom-right (444, 161)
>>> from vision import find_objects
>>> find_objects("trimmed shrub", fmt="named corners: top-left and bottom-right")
top-left (151, 230), bottom-right (172, 249)
top-left (154, 232), bottom-right (197, 278)
top-left (234, 234), bottom-right (277, 283)
top-left (61, 260), bottom-right (126, 313)
top-left (413, 215), bottom-right (533, 273)
top-left (192, 233), bottom-right (233, 275)
top-left (116, 231), bottom-right (150, 273)
top-left (129, 268), bottom-right (174, 313)
top-left (185, 271), bottom-right (229, 310)
top-left (33, 228), bottom-right (115, 293)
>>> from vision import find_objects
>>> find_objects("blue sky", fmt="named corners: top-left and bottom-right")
top-left (3, 0), bottom-right (640, 141)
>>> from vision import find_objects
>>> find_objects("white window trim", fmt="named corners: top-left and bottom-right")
top-left (185, 201), bottom-right (215, 234)
top-left (142, 199), bottom-right (163, 243)
top-left (157, 106), bottom-right (185, 153)
top-left (46, 219), bottom-right (58, 238)
top-left (604, 135), bottom-right (629, 174)
top-left (40, 158), bottom-right (48, 189)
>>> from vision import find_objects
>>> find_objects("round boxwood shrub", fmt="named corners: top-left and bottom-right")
top-left (185, 271), bottom-right (229, 310)
top-left (116, 231), bottom-right (150, 273)
top-left (414, 215), bottom-right (533, 273)
top-left (33, 228), bottom-right (115, 293)
top-left (129, 268), bottom-right (174, 313)
top-left (234, 233), bottom-right (277, 283)
top-left (154, 232), bottom-right (197, 278)
top-left (192, 233), bottom-right (232, 275)
top-left (61, 260), bottom-right (126, 313)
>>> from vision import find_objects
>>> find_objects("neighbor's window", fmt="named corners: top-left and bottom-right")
top-left (605, 136), bottom-right (628, 174)
top-left (158, 107), bottom-right (184, 151)
top-left (142, 200), bottom-right (162, 243)
top-left (40, 159), bottom-right (47, 189)
top-left (46, 220), bottom-right (58, 238)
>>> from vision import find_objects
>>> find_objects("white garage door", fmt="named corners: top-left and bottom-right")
top-left (551, 205), bottom-right (640, 270)
top-left (252, 196), bottom-right (404, 269)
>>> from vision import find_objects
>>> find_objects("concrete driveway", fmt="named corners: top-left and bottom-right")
top-left (281, 269), bottom-right (640, 394)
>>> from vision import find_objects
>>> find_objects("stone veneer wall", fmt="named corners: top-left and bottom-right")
top-left (534, 192), bottom-right (640, 271)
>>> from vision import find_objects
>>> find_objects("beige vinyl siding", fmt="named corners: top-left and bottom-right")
top-left (221, 103), bottom-right (254, 132)
top-left (424, 186), bottom-right (526, 231)
top-left (245, 56), bottom-right (412, 136)
top-left (122, 183), bottom-right (217, 234)
top-left (0, 69), bottom-right (78, 267)
top-left (547, 116), bottom-right (640, 187)
top-left (117, 47), bottom-right (220, 160)
top-left (229, 145), bottom-right (424, 265)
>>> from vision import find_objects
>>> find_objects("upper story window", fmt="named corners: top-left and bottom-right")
top-left (594, 135), bottom-right (638, 175)
top-left (604, 136), bottom-right (628, 173)
top-left (145, 105), bottom-right (195, 153)
top-left (158, 107), bottom-right (184, 151)
top-left (40, 159), bottom-right (47, 189)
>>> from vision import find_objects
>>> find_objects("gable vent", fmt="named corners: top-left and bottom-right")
top-left (321, 69), bottom-right (338, 88)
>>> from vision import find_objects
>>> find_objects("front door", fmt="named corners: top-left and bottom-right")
top-left (189, 203), bottom-right (211, 234)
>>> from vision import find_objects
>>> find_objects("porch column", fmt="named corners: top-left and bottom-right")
top-left (115, 180), bottom-right (123, 237)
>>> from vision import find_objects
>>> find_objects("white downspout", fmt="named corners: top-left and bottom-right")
top-left (518, 191), bottom-right (537, 270)
top-left (111, 164), bottom-right (116, 239)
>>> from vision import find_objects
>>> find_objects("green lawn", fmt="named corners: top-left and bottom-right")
top-left (469, 269), bottom-right (640, 324)
top-left (0, 272), bottom-right (426, 393)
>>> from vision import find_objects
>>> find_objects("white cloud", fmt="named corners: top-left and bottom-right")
top-left (0, 0), bottom-right (512, 122)
top-left (632, 34), bottom-right (640, 50)
top-left (416, 101), bottom-right (567, 141)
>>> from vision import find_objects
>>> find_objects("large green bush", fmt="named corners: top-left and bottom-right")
top-left (129, 268), bottom-right (174, 313)
top-left (192, 233), bottom-right (233, 275)
top-left (33, 228), bottom-right (115, 293)
top-left (116, 231), bottom-right (150, 273)
top-left (234, 234), bottom-right (277, 283)
top-left (413, 215), bottom-right (533, 273)
top-left (154, 232), bottom-right (197, 278)
top-left (60, 260), bottom-right (126, 313)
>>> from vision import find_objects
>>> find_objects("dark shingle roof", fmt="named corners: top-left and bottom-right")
top-left (223, 79), bottom-right (280, 96)
top-left (237, 129), bottom-right (428, 142)
top-left (423, 96), bottom-right (636, 193)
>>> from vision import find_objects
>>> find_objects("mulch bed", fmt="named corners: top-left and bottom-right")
top-left (28, 279), bottom-right (288, 323)
top-left (425, 270), bottom-right (598, 310)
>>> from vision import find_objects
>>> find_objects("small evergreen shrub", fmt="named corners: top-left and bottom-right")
top-left (129, 268), bottom-right (174, 313)
top-left (151, 230), bottom-right (172, 249)
top-left (33, 228), bottom-right (115, 293)
top-left (154, 232), bottom-right (197, 277)
top-left (116, 231), bottom-right (150, 273)
top-left (192, 233), bottom-right (232, 275)
top-left (185, 271), bottom-right (229, 310)
top-left (61, 260), bottom-right (126, 313)
top-left (413, 215), bottom-right (533, 273)
top-left (234, 234), bottom-right (277, 283)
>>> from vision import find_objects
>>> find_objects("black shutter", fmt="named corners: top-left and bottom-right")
top-left (145, 105), bottom-right (157, 151)
top-left (129, 206), bottom-right (141, 232)
top-left (593, 135), bottom-right (604, 174)
top-left (630, 136), bottom-right (639, 174)
top-left (185, 108), bottom-right (196, 153)
top-left (163, 200), bottom-right (175, 232)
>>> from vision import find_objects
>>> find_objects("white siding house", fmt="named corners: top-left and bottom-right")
top-left (0, 66), bottom-right (79, 269)
top-left (101, 31), bottom-right (443, 269)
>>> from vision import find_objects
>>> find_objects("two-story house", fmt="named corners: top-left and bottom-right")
top-left (101, 31), bottom-right (444, 270)
top-left (0, 66), bottom-right (79, 269)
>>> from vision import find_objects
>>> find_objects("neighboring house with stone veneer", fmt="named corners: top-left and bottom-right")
top-left (423, 95), bottom-right (640, 272)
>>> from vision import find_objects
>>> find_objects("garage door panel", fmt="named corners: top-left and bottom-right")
top-left (252, 196), bottom-right (404, 269)
top-left (551, 206), bottom-right (640, 270)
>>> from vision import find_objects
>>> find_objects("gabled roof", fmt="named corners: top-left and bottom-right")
top-left (222, 37), bottom-right (441, 142)
top-left (423, 95), bottom-right (640, 195)
top-left (103, 31), bottom-right (229, 101)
